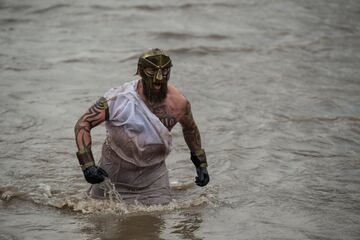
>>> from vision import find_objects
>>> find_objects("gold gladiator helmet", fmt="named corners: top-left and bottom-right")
top-left (137, 48), bottom-right (172, 102)
top-left (138, 48), bottom-right (172, 83)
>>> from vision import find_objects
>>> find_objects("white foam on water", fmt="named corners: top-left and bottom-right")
top-left (1, 191), bottom-right (15, 201)
top-left (51, 192), bottom-right (214, 215)
top-left (38, 183), bottom-right (52, 198)
top-left (1, 178), bottom-right (218, 216)
top-left (48, 178), bottom-right (218, 215)
top-left (170, 180), bottom-right (195, 190)
top-left (0, 186), bottom-right (26, 201)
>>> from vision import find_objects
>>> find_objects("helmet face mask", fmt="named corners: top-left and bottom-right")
top-left (137, 49), bottom-right (172, 103)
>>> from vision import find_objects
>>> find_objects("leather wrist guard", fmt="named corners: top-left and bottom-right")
top-left (76, 148), bottom-right (95, 170)
top-left (190, 149), bottom-right (208, 168)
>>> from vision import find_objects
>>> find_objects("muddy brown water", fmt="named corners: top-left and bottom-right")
top-left (1, 0), bottom-right (360, 239)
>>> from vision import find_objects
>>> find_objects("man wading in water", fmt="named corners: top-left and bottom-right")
top-left (74, 49), bottom-right (209, 205)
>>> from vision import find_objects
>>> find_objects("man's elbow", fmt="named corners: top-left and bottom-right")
top-left (74, 119), bottom-right (81, 134)
top-left (74, 118), bottom-right (90, 134)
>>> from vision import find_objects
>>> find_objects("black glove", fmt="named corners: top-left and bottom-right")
top-left (195, 166), bottom-right (209, 187)
top-left (191, 149), bottom-right (210, 187)
top-left (82, 165), bottom-right (108, 184)
top-left (76, 148), bottom-right (108, 184)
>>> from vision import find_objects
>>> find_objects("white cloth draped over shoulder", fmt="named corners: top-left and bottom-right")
top-left (104, 80), bottom-right (172, 167)
top-left (88, 80), bottom-right (173, 204)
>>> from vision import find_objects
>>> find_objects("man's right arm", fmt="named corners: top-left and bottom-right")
top-left (74, 97), bottom-right (109, 184)
top-left (74, 97), bottom-right (109, 153)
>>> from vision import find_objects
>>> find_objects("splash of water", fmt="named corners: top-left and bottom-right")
top-left (68, 178), bottom-right (129, 214)
top-left (100, 177), bottom-right (129, 214)
top-left (52, 180), bottom-right (218, 215)
top-left (2, 178), bottom-right (218, 215)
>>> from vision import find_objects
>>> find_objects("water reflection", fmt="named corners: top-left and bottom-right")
top-left (170, 211), bottom-right (203, 240)
top-left (88, 214), bottom-right (165, 240)
top-left (85, 210), bottom-right (204, 240)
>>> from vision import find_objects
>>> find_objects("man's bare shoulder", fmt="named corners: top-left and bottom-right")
top-left (167, 84), bottom-right (188, 110)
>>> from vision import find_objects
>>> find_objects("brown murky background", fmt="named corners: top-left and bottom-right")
top-left (1, 0), bottom-right (360, 239)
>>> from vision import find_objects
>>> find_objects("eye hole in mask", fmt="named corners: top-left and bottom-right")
top-left (144, 68), bottom-right (170, 77)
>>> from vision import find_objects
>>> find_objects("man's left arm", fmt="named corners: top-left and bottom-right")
top-left (179, 100), bottom-right (209, 187)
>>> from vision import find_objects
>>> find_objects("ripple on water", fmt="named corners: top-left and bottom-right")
top-left (118, 46), bottom-right (257, 63)
top-left (0, 110), bottom-right (39, 134)
top-left (30, 4), bottom-right (70, 15)
top-left (148, 31), bottom-right (230, 40)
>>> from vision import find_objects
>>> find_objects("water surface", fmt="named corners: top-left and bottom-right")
top-left (1, 0), bottom-right (360, 239)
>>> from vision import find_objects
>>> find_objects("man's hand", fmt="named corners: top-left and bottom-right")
top-left (82, 165), bottom-right (108, 184)
top-left (195, 166), bottom-right (209, 187)
top-left (76, 147), bottom-right (108, 184)
top-left (191, 149), bottom-right (210, 187)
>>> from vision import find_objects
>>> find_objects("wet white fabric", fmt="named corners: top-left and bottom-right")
top-left (88, 80), bottom-right (173, 204)
top-left (104, 80), bottom-right (172, 167)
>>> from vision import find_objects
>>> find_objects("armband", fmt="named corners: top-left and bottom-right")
top-left (76, 148), bottom-right (95, 170)
top-left (190, 149), bottom-right (208, 168)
